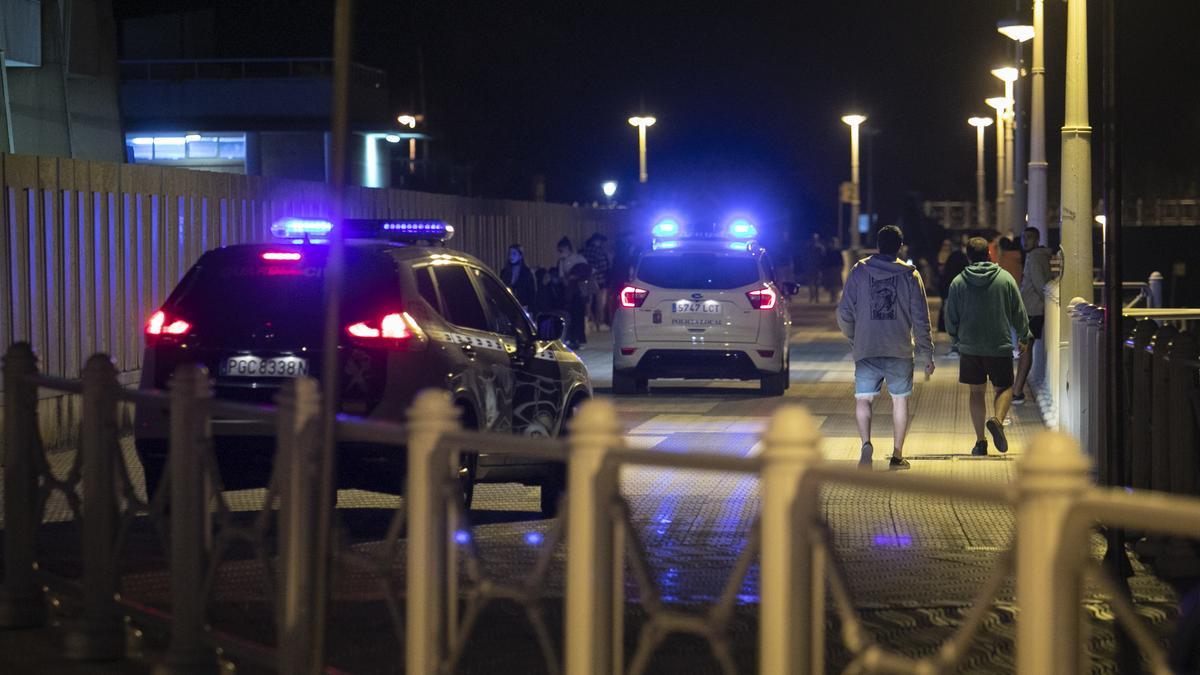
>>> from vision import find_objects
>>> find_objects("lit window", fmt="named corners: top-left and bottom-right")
top-left (218, 137), bottom-right (246, 159)
top-left (187, 138), bottom-right (219, 159)
top-left (153, 137), bottom-right (185, 160)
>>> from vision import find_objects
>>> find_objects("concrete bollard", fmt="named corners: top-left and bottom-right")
top-left (0, 342), bottom-right (47, 628)
top-left (405, 389), bottom-right (461, 675)
top-left (275, 376), bottom-right (322, 675)
top-left (1015, 430), bottom-right (1091, 675)
top-left (564, 397), bottom-right (622, 675)
top-left (65, 354), bottom-right (125, 660)
top-left (161, 364), bottom-right (219, 674)
top-left (759, 404), bottom-right (823, 675)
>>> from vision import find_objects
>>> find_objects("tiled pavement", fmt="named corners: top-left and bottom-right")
top-left (0, 298), bottom-right (1182, 673)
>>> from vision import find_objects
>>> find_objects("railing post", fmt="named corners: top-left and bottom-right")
top-left (65, 354), bottom-right (125, 659)
top-left (0, 342), bottom-right (47, 627)
top-left (564, 398), bottom-right (621, 675)
top-left (1147, 271), bottom-right (1163, 308)
top-left (1015, 430), bottom-right (1090, 675)
top-left (162, 364), bottom-right (219, 674)
top-left (275, 376), bottom-right (322, 675)
top-left (406, 390), bottom-right (460, 675)
top-left (759, 404), bottom-right (823, 675)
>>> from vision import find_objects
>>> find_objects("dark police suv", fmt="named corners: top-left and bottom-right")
top-left (135, 218), bottom-right (591, 514)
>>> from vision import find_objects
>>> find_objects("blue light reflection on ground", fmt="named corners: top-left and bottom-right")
top-left (873, 534), bottom-right (913, 548)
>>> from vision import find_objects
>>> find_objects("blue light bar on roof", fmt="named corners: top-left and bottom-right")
top-left (652, 218), bottom-right (680, 238)
top-left (726, 218), bottom-right (757, 239)
top-left (271, 217), bottom-right (333, 240)
top-left (343, 218), bottom-right (455, 242)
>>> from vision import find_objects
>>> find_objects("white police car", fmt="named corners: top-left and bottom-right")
top-left (612, 217), bottom-right (793, 395)
top-left (134, 217), bottom-right (591, 515)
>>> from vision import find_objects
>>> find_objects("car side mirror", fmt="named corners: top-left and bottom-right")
top-left (536, 314), bottom-right (566, 341)
top-left (782, 281), bottom-right (799, 297)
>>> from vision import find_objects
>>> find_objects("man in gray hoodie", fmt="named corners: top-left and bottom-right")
top-left (1012, 227), bottom-right (1052, 404)
top-left (944, 237), bottom-right (1032, 456)
top-left (837, 225), bottom-right (935, 470)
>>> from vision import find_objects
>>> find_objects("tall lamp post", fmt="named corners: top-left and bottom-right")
top-left (998, 20), bottom-right (1036, 237)
top-left (397, 114), bottom-right (419, 172)
top-left (968, 117), bottom-right (994, 228)
top-left (985, 97), bottom-right (1011, 233)
top-left (628, 115), bottom-right (656, 184)
top-left (991, 66), bottom-right (1020, 236)
top-left (841, 114), bottom-right (866, 250)
top-left (1021, 3), bottom-right (1049, 243)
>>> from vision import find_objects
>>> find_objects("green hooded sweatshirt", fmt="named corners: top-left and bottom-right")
top-left (944, 262), bottom-right (1032, 357)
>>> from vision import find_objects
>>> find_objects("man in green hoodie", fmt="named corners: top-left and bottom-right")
top-left (944, 237), bottom-right (1032, 455)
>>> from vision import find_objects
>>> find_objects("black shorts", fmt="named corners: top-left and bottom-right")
top-left (959, 354), bottom-right (1014, 389)
top-left (1028, 315), bottom-right (1044, 340)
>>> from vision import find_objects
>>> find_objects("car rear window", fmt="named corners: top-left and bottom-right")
top-left (165, 246), bottom-right (401, 331)
top-left (636, 253), bottom-right (761, 289)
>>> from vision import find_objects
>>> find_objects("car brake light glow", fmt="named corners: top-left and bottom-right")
top-left (346, 312), bottom-right (412, 342)
top-left (619, 285), bottom-right (649, 308)
top-left (145, 309), bottom-right (191, 336)
top-left (620, 347), bottom-right (638, 356)
top-left (261, 251), bottom-right (301, 261)
top-left (746, 285), bottom-right (777, 310)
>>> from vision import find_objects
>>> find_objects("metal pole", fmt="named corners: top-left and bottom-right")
top-left (564, 398), bottom-right (622, 675)
top-left (1100, 2), bottom-right (1138, 670)
top-left (1028, 0), bottom-right (1049, 243)
top-left (405, 391), bottom-right (460, 675)
top-left (637, 124), bottom-right (648, 183)
top-left (0, 48), bottom-right (16, 153)
top-left (1014, 41), bottom-right (1029, 236)
top-left (995, 106), bottom-right (1007, 234)
top-left (1014, 431), bottom-right (1090, 674)
top-left (314, 0), bottom-right (355, 667)
top-left (276, 377), bottom-right (322, 675)
top-left (848, 122), bottom-right (862, 250)
top-left (0, 343), bottom-right (46, 628)
top-left (976, 123), bottom-right (988, 227)
top-left (759, 405), bottom-right (824, 674)
top-left (163, 364), bottom-right (218, 674)
top-left (1060, 0), bottom-right (1094, 323)
top-left (1004, 83), bottom-right (1016, 236)
top-left (66, 354), bottom-right (124, 660)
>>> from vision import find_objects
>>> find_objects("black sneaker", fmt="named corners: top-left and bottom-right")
top-left (1012, 393), bottom-right (1026, 405)
top-left (888, 457), bottom-right (911, 471)
top-left (971, 440), bottom-right (988, 456)
top-left (986, 417), bottom-right (1008, 453)
top-left (858, 442), bottom-right (873, 469)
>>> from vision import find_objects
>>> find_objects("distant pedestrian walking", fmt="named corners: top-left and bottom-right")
top-left (837, 225), bottom-right (935, 471)
top-left (821, 236), bottom-right (845, 303)
top-left (944, 236), bottom-right (1032, 456)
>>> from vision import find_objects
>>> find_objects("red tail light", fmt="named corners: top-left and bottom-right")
top-left (345, 312), bottom-right (413, 345)
top-left (145, 309), bottom-right (191, 340)
top-left (619, 285), bottom-right (649, 308)
top-left (746, 285), bottom-right (777, 310)
top-left (261, 251), bottom-right (301, 261)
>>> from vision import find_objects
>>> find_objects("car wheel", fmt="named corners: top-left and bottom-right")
top-left (760, 369), bottom-right (787, 396)
top-left (613, 372), bottom-right (646, 395)
top-left (540, 465), bottom-right (566, 518)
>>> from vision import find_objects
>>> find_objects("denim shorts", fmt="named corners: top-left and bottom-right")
top-left (854, 357), bottom-right (914, 398)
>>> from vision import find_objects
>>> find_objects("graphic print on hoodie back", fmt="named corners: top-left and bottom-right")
top-left (837, 255), bottom-right (934, 365)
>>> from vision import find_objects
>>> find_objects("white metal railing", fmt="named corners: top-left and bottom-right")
top-left (5, 342), bottom-right (1200, 673)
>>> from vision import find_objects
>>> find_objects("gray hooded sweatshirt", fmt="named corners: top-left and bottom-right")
top-left (1019, 246), bottom-right (1052, 316)
top-left (837, 255), bottom-right (934, 366)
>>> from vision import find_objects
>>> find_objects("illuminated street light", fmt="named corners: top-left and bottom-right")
top-left (602, 181), bottom-right (617, 199)
top-left (997, 20), bottom-right (1035, 43)
top-left (397, 114), bottom-right (417, 128)
top-left (841, 114), bottom-right (866, 249)
top-left (396, 113), bottom-right (420, 170)
top-left (992, 68), bottom-right (1019, 235)
top-left (968, 117), bottom-right (994, 227)
top-left (986, 97), bottom-right (1012, 231)
top-left (384, 134), bottom-right (401, 144)
top-left (628, 115), bottom-right (656, 183)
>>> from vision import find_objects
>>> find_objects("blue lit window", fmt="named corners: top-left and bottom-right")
top-left (125, 133), bottom-right (247, 162)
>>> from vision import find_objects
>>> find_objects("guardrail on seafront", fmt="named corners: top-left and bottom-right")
top-left (4, 342), bottom-right (1200, 674)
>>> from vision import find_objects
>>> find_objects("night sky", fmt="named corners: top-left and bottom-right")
top-left (118, 0), bottom-right (1200, 235)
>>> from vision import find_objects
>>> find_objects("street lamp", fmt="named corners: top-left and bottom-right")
top-left (841, 114), bottom-right (867, 249)
top-left (628, 115), bottom-right (656, 183)
top-left (992, 67), bottom-right (1020, 235)
top-left (985, 96), bottom-right (1011, 232)
top-left (601, 180), bottom-right (617, 204)
top-left (968, 116), bottom-right (994, 228)
top-left (396, 114), bottom-right (420, 168)
top-left (999, 18), bottom-right (1037, 244)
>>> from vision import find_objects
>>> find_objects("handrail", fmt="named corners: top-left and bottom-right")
top-left (1123, 307), bottom-right (1200, 319)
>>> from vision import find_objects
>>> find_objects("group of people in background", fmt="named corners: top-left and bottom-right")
top-left (795, 234), bottom-right (849, 303)
top-left (501, 232), bottom-right (636, 350)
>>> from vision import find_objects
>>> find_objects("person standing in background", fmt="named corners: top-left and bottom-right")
top-left (581, 233), bottom-right (611, 331)
top-left (1012, 227), bottom-right (1052, 404)
top-left (501, 244), bottom-right (537, 311)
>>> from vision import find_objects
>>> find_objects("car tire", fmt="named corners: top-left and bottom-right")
top-left (613, 372), bottom-right (647, 395)
top-left (540, 465), bottom-right (566, 518)
top-left (760, 368), bottom-right (787, 396)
